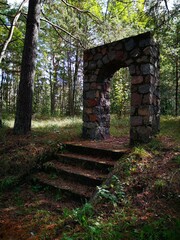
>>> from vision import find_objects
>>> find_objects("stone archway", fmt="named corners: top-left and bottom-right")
top-left (82, 32), bottom-right (160, 144)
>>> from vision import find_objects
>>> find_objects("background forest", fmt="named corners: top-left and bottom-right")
top-left (0, 0), bottom-right (179, 125)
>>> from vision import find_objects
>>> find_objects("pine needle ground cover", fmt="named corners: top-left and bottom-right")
top-left (0, 115), bottom-right (179, 239)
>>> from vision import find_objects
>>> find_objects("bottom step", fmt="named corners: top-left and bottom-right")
top-left (32, 172), bottom-right (95, 199)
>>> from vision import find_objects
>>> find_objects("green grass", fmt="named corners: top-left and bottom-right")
top-left (110, 115), bottom-right (130, 137)
top-left (160, 116), bottom-right (180, 142)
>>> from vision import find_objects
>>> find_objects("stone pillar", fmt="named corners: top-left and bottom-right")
top-left (130, 42), bottom-right (160, 144)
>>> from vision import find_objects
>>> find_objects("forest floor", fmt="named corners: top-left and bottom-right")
top-left (0, 115), bottom-right (179, 240)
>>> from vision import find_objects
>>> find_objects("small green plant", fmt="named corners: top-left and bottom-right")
top-left (133, 147), bottom-right (152, 159)
top-left (154, 179), bottom-right (167, 194)
top-left (173, 154), bottom-right (180, 165)
top-left (96, 175), bottom-right (125, 206)
top-left (0, 176), bottom-right (18, 191)
top-left (31, 183), bottom-right (43, 193)
top-left (54, 189), bottom-right (62, 201)
top-left (73, 202), bottom-right (94, 227)
top-left (50, 172), bottom-right (58, 179)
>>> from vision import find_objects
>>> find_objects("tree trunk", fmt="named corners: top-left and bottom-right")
top-left (72, 47), bottom-right (79, 116)
top-left (14, 0), bottom-right (41, 134)
top-left (175, 25), bottom-right (179, 116)
top-left (67, 50), bottom-right (73, 116)
top-left (0, 70), bottom-right (5, 128)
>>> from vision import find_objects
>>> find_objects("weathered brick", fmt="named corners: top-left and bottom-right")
top-left (138, 84), bottom-right (150, 94)
top-left (89, 114), bottom-right (98, 122)
top-left (143, 93), bottom-right (153, 104)
top-left (115, 50), bottom-right (125, 61)
top-left (85, 99), bottom-right (98, 107)
top-left (132, 76), bottom-right (143, 84)
top-left (85, 107), bottom-right (92, 114)
top-left (88, 61), bottom-right (96, 70)
top-left (131, 116), bottom-right (143, 126)
top-left (125, 38), bottom-right (135, 51)
top-left (131, 93), bottom-right (142, 106)
top-left (138, 106), bottom-right (152, 116)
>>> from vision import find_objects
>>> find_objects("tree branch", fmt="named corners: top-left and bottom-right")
top-left (61, 0), bottom-right (102, 23)
top-left (41, 11), bottom-right (86, 49)
top-left (0, 0), bottom-right (29, 64)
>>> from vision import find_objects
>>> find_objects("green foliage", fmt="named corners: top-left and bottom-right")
top-left (133, 218), bottom-right (180, 240)
top-left (160, 116), bottom-right (180, 143)
top-left (110, 115), bottom-right (129, 137)
top-left (0, 175), bottom-right (18, 191)
top-left (96, 175), bottom-right (125, 206)
top-left (73, 202), bottom-right (94, 227)
top-left (173, 154), bottom-right (180, 165)
top-left (111, 68), bottom-right (130, 117)
top-left (132, 146), bottom-right (152, 159)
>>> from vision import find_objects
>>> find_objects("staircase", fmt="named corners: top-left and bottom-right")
top-left (32, 142), bottom-right (128, 201)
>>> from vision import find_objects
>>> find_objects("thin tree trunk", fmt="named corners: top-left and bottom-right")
top-left (67, 50), bottom-right (73, 116)
top-left (72, 47), bottom-right (79, 116)
top-left (0, 70), bottom-right (4, 128)
top-left (175, 26), bottom-right (179, 116)
top-left (14, 0), bottom-right (41, 134)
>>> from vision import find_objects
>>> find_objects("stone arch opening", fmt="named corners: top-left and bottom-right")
top-left (83, 32), bottom-right (160, 144)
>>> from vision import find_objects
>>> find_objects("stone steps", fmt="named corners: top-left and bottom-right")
top-left (32, 142), bottom-right (128, 200)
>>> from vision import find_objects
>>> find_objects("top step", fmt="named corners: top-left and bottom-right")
top-left (63, 142), bottom-right (129, 160)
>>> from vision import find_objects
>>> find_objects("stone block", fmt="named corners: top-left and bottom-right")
top-left (108, 51), bottom-right (116, 61)
top-left (93, 106), bottom-right (102, 114)
top-left (101, 47), bottom-right (107, 55)
top-left (115, 50), bottom-right (127, 61)
top-left (125, 38), bottom-right (135, 51)
top-left (131, 106), bottom-right (136, 115)
top-left (143, 46), bottom-right (153, 55)
top-left (102, 55), bottom-right (109, 64)
top-left (91, 48), bottom-right (96, 55)
top-left (88, 61), bottom-right (97, 70)
top-left (84, 83), bottom-right (90, 91)
top-left (131, 76), bottom-right (143, 84)
top-left (97, 59), bottom-right (103, 68)
top-left (141, 64), bottom-right (154, 75)
top-left (93, 53), bottom-right (103, 61)
top-left (129, 65), bottom-right (136, 75)
top-left (143, 93), bottom-right (153, 104)
top-left (136, 56), bottom-right (150, 63)
top-left (131, 85), bottom-right (138, 93)
top-left (131, 116), bottom-right (143, 126)
top-left (136, 126), bottom-right (152, 142)
top-left (84, 107), bottom-right (92, 114)
top-left (114, 42), bottom-right (123, 50)
top-left (90, 82), bottom-right (97, 89)
top-left (145, 75), bottom-right (155, 84)
top-left (138, 84), bottom-right (150, 94)
top-left (86, 90), bottom-right (96, 99)
top-left (83, 122), bottom-right (98, 129)
top-left (131, 93), bottom-right (142, 106)
top-left (139, 38), bottom-right (151, 48)
top-left (89, 75), bottom-right (97, 82)
top-left (85, 54), bottom-right (93, 62)
top-left (89, 114), bottom-right (98, 122)
top-left (138, 106), bottom-right (152, 116)
top-left (143, 115), bottom-right (153, 125)
top-left (125, 58), bottom-right (133, 65)
top-left (85, 99), bottom-right (98, 107)
top-left (130, 48), bottom-right (140, 58)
